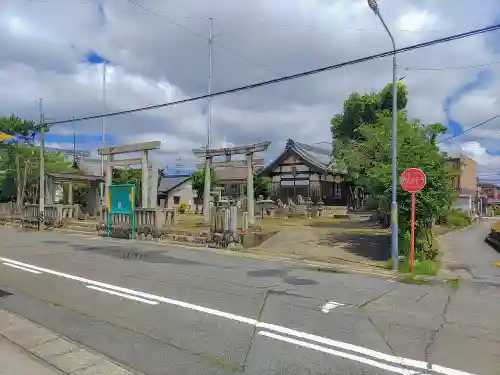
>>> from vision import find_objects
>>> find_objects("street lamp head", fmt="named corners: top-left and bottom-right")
top-left (367, 0), bottom-right (379, 13)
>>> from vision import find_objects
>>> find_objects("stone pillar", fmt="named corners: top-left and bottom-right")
top-left (246, 153), bottom-right (254, 225)
top-left (229, 205), bottom-right (237, 235)
top-left (141, 150), bottom-right (149, 208)
top-left (203, 156), bottom-right (212, 223)
top-left (147, 163), bottom-right (158, 208)
top-left (104, 154), bottom-right (114, 207)
top-left (68, 182), bottom-right (73, 205)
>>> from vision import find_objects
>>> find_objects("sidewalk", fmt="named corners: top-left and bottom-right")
top-left (0, 335), bottom-right (63, 375)
top-left (0, 309), bottom-right (140, 375)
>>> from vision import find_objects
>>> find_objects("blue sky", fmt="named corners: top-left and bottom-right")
top-left (43, 50), bottom-right (116, 149)
top-left (442, 69), bottom-right (493, 139)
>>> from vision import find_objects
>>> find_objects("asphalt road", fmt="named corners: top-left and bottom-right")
top-left (0, 226), bottom-right (498, 375)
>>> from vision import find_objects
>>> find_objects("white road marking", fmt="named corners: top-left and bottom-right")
top-left (0, 257), bottom-right (256, 325)
top-left (321, 300), bottom-right (344, 313)
top-left (2, 262), bottom-right (41, 274)
top-left (0, 256), bottom-right (477, 375)
top-left (258, 331), bottom-right (427, 375)
top-left (86, 285), bottom-right (158, 305)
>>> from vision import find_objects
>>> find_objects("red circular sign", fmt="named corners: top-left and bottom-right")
top-left (400, 168), bottom-right (426, 193)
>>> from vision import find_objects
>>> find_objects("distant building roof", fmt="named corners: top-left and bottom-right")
top-left (259, 139), bottom-right (338, 175)
top-left (158, 175), bottom-right (190, 194)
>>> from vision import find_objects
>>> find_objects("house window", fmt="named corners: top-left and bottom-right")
top-left (333, 183), bottom-right (342, 198)
top-left (173, 196), bottom-right (180, 205)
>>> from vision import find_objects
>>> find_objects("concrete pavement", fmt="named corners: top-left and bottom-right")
top-left (439, 219), bottom-right (500, 284)
top-left (0, 335), bottom-right (63, 375)
top-left (0, 309), bottom-right (139, 374)
top-left (0, 226), bottom-right (498, 374)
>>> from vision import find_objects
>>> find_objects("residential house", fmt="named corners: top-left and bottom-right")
top-left (479, 182), bottom-right (500, 200)
top-left (446, 155), bottom-right (484, 216)
top-left (157, 175), bottom-right (195, 210)
top-left (258, 139), bottom-right (348, 205)
top-left (446, 155), bottom-right (478, 196)
top-left (214, 159), bottom-right (265, 198)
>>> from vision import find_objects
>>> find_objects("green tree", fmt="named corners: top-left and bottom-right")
top-left (330, 82), bottom-right (408, 142)
top-left (0, 115), bottom-right (51, 206)
top-left (112, 168), bottom-right (142, 207)
top-left (191, 168), bottom-right (218, 202)
top-left (0, 115), bottom-right (42, 144)
top-left (338, 111), bottom-right (453, 259)
top-left (243, 175), bottom-right (271, 199)
top-left (0, 145), bottom-right (72, 204)
top-left (379, 81), bottom-right (408, 112)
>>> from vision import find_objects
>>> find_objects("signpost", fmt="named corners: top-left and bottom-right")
top-left (107, 184), bottom-right (136, 239)
top-left (400, 168), bottom-right (427, 272)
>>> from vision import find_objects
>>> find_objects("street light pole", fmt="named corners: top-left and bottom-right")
top-left (367, 0), bottom-right (399, 270)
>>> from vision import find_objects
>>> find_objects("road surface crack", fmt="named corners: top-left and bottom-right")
top-left (366, 314), bottom-right (397, 355)
top-left (242, 289), bottom-right (270, 371)
top-left (424, 293), bottom-right (452, 370)
top-left (358, 286), bottom-right (397, 308)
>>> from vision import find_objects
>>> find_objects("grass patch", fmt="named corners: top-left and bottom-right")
top-left (387, 258), bottom-right (439, 276)
top-left (445, 277), bottom-right (461, 289)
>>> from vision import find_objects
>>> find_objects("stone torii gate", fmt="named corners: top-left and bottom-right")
top-left (192, 141), bottom-right (271, 225)
top-left (98, 141), bottom-right (161, 208)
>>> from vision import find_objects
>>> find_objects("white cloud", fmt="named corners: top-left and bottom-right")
top-left (0, 0), bottom-right (499, 174)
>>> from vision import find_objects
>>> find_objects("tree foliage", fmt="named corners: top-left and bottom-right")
top-left (0, 115), bottom-right (71, 205)
top-left (331, 82), bottom-right (408, 142)
top-left (0, 145), bottom-right (72, 203)
top-left (0, 115), bottom-right (43, 144)
top-left (330, 84), bottom-right (452, 260)
top-left (243, 175), bottom-right (271, 199)
top-left (191, 168), bottom-right (218, 200)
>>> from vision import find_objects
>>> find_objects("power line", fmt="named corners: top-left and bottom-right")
top-left (438, 114), bottom-right (500, 144)
top-left (40, 22), bottom-right (500, 129)
top-left (405, 60), bottom-right (500, 71)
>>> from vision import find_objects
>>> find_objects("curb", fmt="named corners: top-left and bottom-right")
top-left (0, 309), bottom-right (143, 375)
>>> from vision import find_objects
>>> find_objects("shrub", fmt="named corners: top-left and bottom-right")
top-left (178, 203), bottom-right (188, 214)
top-left (436, 208), bottom-right (471, 228)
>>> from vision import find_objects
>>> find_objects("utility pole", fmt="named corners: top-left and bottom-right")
top-left (38, 98), bottom-right (45, 232)
top-left (202, 17), bottom-right (214, 222)
top-left (100, 62), bottom-right (107, 205)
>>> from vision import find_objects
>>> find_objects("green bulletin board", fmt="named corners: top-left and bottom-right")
top-left (107, 184), bottom-right (136, 238)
